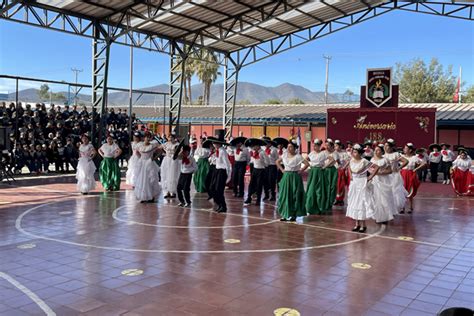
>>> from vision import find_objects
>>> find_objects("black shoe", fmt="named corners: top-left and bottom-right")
top-left (169, 194), bottom-right (176, 199)
top-left (400, 208), bottom-right (405, 214)
top-left (184, 202), bottom-right (191, 207)
top-left (359, 227), bottom-right (367, 233)
top-left (352, 226), bottom-right (361, 232)
top-left (178, 202), bottom-right (185, 207)
top-left (244, 199), bottom-right (251, 206)
top-left (408, 207), bottom-right (413, 214)
top-left (280, 218), bottom-right (288, 222)
top-left (289, 217), bottom-right (297, 222)
top-left (217, 208), bottom-right (227, 213)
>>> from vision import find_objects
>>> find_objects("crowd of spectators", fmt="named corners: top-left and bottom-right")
top-left (0, 102), bottom-right (140, 175)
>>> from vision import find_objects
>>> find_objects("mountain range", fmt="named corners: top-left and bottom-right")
top-left (5, 82), bottom-right (359, 105)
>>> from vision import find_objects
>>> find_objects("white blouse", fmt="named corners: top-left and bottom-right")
top-left (441, 149), bottom-right (455, 162)
top-left (251, 149), bottom-right (268, 169)
top-left (370, 157), bottom-right (390, 173)
top-left (79, 144), bottom-right (94, 158)
top-left (163, 141), bottom-right (178, 158)
top-left (100, 143), bottom-right (119, 158)
top-left (384, 152), bottom-right (401, 172)
top-left (337, 150), bottom-right (350, 168)
top-left (215, 147), bottom-right (232, 177)
top-left (308, 151), bottom-right (326, 168)
top-left (452, 157), bottom-right (472, 172)
top-left (195, 147), bottom-right (210, 159)
top-left (131, 141), bottom-right (142, 154)
top-left (234, 147), bottom-right (250, 162)
top-left (429, 151), bottom-right (442, 163)
top-left (402, 155), bottom-right (422, 170)
top-left (350, 159), bottom-right (372, 178)
top-left (282, 153), bottom-right (304, 172)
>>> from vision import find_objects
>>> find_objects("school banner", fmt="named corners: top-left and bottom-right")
top-left (327, 108), bottom-right (436, 148)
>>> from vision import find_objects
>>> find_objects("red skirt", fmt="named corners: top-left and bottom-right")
top-left (336, 168), bottom-right (349, 201)
top-left (400, 169), bottom-right (420, 198)
top-left (451, 168), bottom-right (474, 196)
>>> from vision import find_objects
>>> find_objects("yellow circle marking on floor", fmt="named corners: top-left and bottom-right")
top-left (426, 219), bottom-right (440, 223)
top-left (17, 243), bottom-right (36, 249)
top-left (224, 239), bottom-right (241, 244)
top-left (398, 236), bottom-right (414, 241)
top-left (351, 262), bottom-right (372, 270)
top-left (59, 211), bottom-right (73, 215)
top-left (273, 307), bottom-right (301, 316)
top-left (121, 269), bottom-right (144, 276)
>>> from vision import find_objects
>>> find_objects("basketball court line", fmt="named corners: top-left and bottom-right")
top-left (0, 272), bottom-right (56, 316)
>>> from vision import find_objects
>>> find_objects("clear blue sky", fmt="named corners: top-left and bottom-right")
top-left (0, 9), bottom-right (472, 95)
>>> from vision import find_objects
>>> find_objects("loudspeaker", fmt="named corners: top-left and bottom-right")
top-left (0, 127), bottom-right (11, 150)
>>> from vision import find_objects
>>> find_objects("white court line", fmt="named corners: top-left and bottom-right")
top-left (0, 272), bottom-right (56, 316)
top-left (112, 205), bottom-right (280, 229)
top-left (15, 201), bottom-right (385, 254)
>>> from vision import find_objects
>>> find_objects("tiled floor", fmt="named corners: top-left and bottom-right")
top-left (0, 179), bottom-right (473, 316)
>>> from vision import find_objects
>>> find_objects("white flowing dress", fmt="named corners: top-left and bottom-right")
top-left (346, 159), bottom-right (376, 220)
top-left (134, 143), bottom-right (161, 201)
top-left (370, 157), bottom-right (396, 222)
top-left (161, 141), bottom-right (180, 194)
top-left (384, 152), bottom-right (408, 210)
top-left (126, 141), bottom-right (142, 186)
top-left (76, 144), bottom-right (96, 193)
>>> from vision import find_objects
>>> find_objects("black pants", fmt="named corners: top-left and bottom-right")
top-left (417, 167), bottom-right (427, 182)
top-left (205, 165), bottom-right (216, 198)
top-left (441, 161), bottom-right (452, 181)
top-left (430, 162), bottom-right (439, 183)
top-left (211, 169), bottom-right (228, 210)
top-left (264, 165), bottom-right (278, 198)
top-left (177, 172), bottom-right (193, 204)
top-left (247, 168), bottom-right (266, 202)
top-left (232, 161), bottom-right (247, 196)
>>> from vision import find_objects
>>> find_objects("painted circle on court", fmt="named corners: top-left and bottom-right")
top-left (224, 239), bottom-right (240, 244)
top-left (17, 243), bottom-right (36, 249)
top-left (121, 269), bottom-right (144, 276)
top-left (15, 198), bottom-right (383, 254)
top-left (397, 236), bottom-right (414, 241)
top-left (274, 307), bottom-right (301, 316)
top-left (351, 262), bottom-right (372, 270)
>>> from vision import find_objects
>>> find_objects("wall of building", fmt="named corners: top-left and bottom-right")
top-left (148, 122), bottom-right (474, 151)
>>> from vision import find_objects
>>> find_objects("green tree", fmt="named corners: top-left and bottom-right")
top-left (463, 85), bottom-right (474, 103)
top-left (395, 58), bottom-right (457, 103)
top-left (37, 84), bottom-right (66, 103)
top-left (287, 98), bottom-right (305, 104)
top-left (343, 89), bottom-right (354, 102)
top-left (183, 53), bottom-right (196, 105)
top-left (195, 51), bottom-right (221, 105)
top-left (265, 98), bottom-right (282, 104)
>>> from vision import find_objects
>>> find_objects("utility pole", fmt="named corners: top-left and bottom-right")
top-left (71, 68), bottom-right (83, 106)
top-left (323, 55), bottom-right (331, 105)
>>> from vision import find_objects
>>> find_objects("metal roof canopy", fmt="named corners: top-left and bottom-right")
top-left (1, 0), bottom-right (473, 138)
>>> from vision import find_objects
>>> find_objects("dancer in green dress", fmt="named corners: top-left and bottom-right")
top-left (322, 139), bottom-right (339, 211)
top-left (276, 140), bottom-right (309, 221)
top-left (98, 134), bottom-right (122, 191)
top-left (193, 137), bottom-right (212, 193)
top-left (305, 138), bottom-right (328, 215)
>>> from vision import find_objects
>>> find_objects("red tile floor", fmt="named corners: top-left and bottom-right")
top-left (0, 179), bottom-right (473, 316)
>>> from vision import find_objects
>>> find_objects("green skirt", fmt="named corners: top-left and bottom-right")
top-left (323, 166), bottom-right (338, 210)
top-left (305, 167), bottom-right (327, 214)
top-left (277, 172), bottom-right (306, 219)
top-left (193, 158), bottom-right (209, 193)
top-left (99, 157), bottom-right (121, 191)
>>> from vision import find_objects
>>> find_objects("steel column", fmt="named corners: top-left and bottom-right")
top-left (223, 56), bottom-right (239, 139)
top-left (91, 23), bottom-right (111, 146)
top-left (168, 43), bottom-right (186, 135)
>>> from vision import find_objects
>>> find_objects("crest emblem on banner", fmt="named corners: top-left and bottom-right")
top-left (366, 68), bottom-right (392, 107)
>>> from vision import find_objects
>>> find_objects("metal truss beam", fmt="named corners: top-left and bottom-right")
top-left (0, 0), bottom-right (226, 65)
top-left (168, 42), bottom-right (187, 135)
top-left (91, 23), bottom-right (111, 146)
top-left (232, 0), bottom-right (474, 68)
top-left (223, 57), bottom-right (240, 139)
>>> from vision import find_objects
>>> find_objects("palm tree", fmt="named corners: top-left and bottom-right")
top-left (196, 51), bottom-right (221, 105)
top-left (183, 57), bottom-right (195, 104)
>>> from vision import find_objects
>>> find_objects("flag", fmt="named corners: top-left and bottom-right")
top-left (296, 127), bottom-right (301, 153)
top-left (453, 77), bottom-right (460, 103)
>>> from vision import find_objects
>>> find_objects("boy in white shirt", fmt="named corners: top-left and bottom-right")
top-left (176, 145), bottom-right (197, 207)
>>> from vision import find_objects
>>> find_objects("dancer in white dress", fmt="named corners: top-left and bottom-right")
top-left (125, 132), bottom-right (142, 187)
top-left (76, 134), bottom-right (96, 194)
top-left (371, 144), bottom-right (396, 223)
top-left (346, 144), bottom-right (379, 233)
top-left (384, 139), bottom-right (408, 211)
top-left (134, 132), bottom-right (161, 203)
top-left (161, 134), bottom-right (180, 198)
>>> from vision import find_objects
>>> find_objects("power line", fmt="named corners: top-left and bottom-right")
top-left (71, 68), bottom-right (83, 106)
